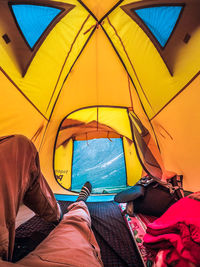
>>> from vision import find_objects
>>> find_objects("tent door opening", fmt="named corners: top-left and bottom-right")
top-left (71, 138), bottom-right (129, 194)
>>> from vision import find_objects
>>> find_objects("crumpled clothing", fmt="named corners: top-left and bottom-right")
top-left (153, 249), bottom-right (196, 267)
top-left (144, 197), bottom-right (200, 266)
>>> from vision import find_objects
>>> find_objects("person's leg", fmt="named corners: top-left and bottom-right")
top-left (18, 182), bottom-right (103, 267)
top-left (0, 135), bottom-right (60, 261)
top-left (18, 201), bottom-right (103, 267)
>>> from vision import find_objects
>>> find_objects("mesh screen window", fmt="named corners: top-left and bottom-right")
top-left (134, 6), bottom-right (183, 47)
top-left (11, 4), bottom-right (62, 49)
top-left (71, 138), bottom-right (127, 194)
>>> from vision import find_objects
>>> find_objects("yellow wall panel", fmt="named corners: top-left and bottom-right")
top-left (54, 139), bottom-right (73, 189)
top-left (152, 74), bottom-right (200, 192)
top-left (68, 107), bottom-right (97, 122)
top-left (123, 137), bottom-right (142, 186)
top-left (68, 107), bottom-right (133, 139)
top-left (0, 70), bottom-right (47, 150)
top-left (99, 107), bottom-right (132, 140)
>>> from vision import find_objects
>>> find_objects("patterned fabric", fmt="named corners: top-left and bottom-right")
top-left (119, 203), bottom-right (157, 266)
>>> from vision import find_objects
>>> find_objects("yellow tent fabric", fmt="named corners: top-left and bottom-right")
top-left (0, 0), bottom-right (199, 193)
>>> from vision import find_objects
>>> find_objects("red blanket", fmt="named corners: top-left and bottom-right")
top-left (143, 197), bottom-right (200, 266)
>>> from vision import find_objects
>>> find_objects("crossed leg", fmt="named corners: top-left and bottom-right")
top-left (0, 135), bottom-right (102, 266)
top-left (18, 201), bottom-right (103, 267)
top-left (0, 135), bottom-right (60, 261)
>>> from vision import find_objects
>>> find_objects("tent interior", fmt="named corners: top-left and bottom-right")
top-left (0, 0), bottom-right (200, 265)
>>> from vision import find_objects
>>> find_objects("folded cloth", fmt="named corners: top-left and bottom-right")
top-left (143, 197), bottom-right (200, 266)
top-left (154, 249), bottom-right (196, 267)
top-left (188, 191), bottom-right (200, 201)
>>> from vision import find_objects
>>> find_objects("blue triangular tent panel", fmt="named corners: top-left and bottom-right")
top-left (11, 4), bottom-right (62, 49)
top-left (135, 6), bottom-right (183, 47)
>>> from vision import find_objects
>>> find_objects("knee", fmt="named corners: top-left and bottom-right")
top-left (0, 134), bottom-right (35, 153)
top-left (13, 134), bottom-right (32, 145)
top-left (62, 212), bottom-right (91, 228)
top-left (13, 134), bottom-right (36, 151)
top-left (63, 202), bottom-right (91, 226)
top-left (6, 135), bottom-right (38, 164)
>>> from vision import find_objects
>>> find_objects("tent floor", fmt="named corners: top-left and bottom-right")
top-left (13, 201), bottom-right (144, 267)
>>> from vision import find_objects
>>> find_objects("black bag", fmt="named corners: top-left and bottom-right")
top-left (114, 175), bottom-right (184, 217)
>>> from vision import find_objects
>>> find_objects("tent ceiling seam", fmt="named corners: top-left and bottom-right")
top-left (99, 20), bottom-right (161, 152)
top-left (77, 0), bottom-right (98, 21)
top-left (0, 67), bottom-right (48, 121)
top-left (105, 15), bottom-right (162, 150)
top-left (39, 21), bottom-right (98, 152)
top-left (45, 13), bottom-right (91, 113)
top-left (106, 16), bottom-right (153, 111)
top-left (99, 0), bottom-right (124, 23)
top-left (47, 26), bottom-right (97, 125)
top-left (127, 75), bottom-right (134, 110)
top-left (100, 24), bottom-right (151, 123)
top-left (151, 70), bottom-right (200, 121)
